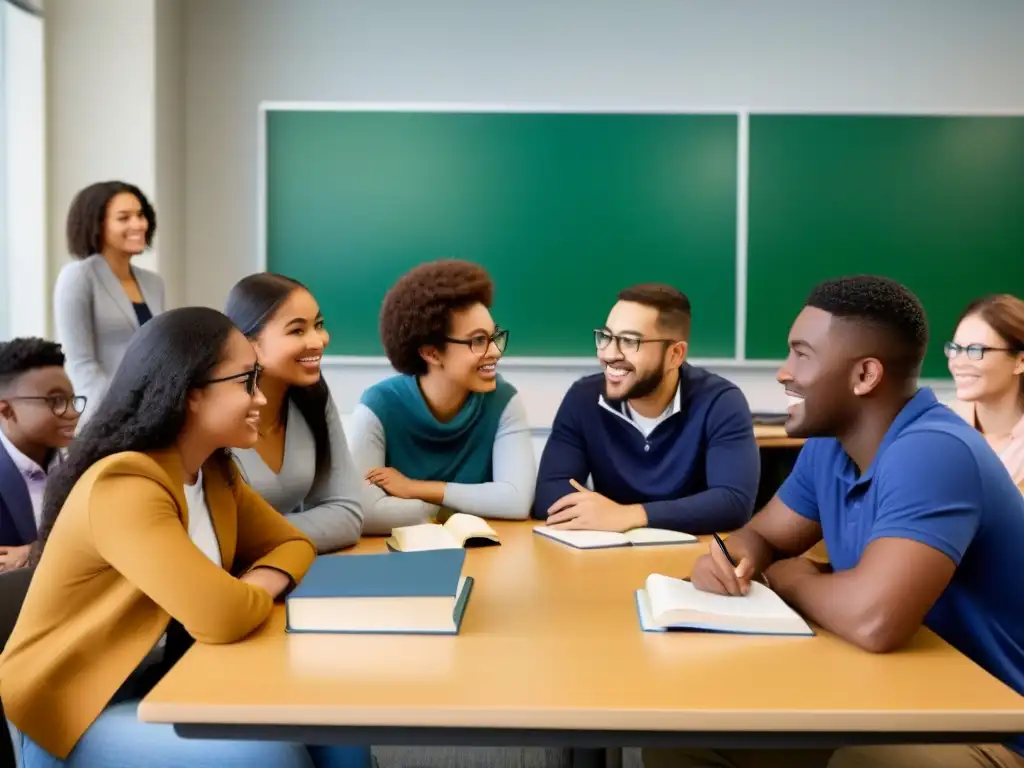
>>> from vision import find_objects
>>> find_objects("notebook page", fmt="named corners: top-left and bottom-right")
top-left (394, 524), bottom-right (461, 551)
top-left (533, 527), bottom-right (627, 548)
top-left (646, 574), bottom-right (795, 620)
top-left (444, 513), bottom-right (495, 542)
top-left (625, 528), bottom-right (697, 544)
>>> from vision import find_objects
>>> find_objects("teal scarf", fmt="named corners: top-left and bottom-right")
top-left (359, 374), bottom-right (517, 483)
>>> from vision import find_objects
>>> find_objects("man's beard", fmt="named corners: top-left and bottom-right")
top-left (604, 366), bottom-right (665, 405)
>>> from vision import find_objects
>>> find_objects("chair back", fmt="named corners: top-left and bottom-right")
top-left (0, 566), bottom-right (34, 768)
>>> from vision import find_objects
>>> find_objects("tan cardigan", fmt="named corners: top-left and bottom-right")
top-left (950, 399), bottom-right (1024, 493)
top-left (0, 449), bottom-right (316, 758)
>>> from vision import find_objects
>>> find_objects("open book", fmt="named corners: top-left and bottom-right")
top-left (533, 525), bottom-right (696, 550)
top-left (387, 513), bottom-right (500, 552)
top-left (635, 573), bottom-right (813, 636)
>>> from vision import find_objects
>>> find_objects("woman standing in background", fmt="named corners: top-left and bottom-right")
top-left (947, 293), bottom-right (1024, 490)
top-left (224, 272), bottom-right (364, 553)
top-left (53, 181), bottom-right (166, 415)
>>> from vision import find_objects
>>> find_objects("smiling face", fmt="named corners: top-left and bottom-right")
top-left (0, 366), bottom-right (81, 451)
top-left (598, 300), bottom-right (686, 402)
top-left (250, 288), bottom-right (329, 388)
top-left (948, 312), bottom-right (1024, 403)
top-left (103, 191), bottom-right (149, 257)
top-left (776, 306), bottom-right (886, 439)
top-left (187, 329), bottom-right (266, 449)
top-left (423, 302), bottom-right (506, 393)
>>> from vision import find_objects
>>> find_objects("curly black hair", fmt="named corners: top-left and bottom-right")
top-left (379, 259), bottom-right (494, 376)
top-left (806, 275), bottom-right (929, 375)
top-left (66, 181), bottom-right (156, 258)
top-left (33, 307), bottom-right (239, 564)
top-left (0, 338), bottom-right (66, 391)
top-left (224, 272), bottom-right (333, 477)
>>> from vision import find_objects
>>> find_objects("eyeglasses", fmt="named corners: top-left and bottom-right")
top-left (201, 362), bottom-right (263, 395)
top-left (4, 394), bottom-right (87, 417)
top-left (445, 328), bottom-right (509, 356)
top-left (594, 329), bottom-right (680, 355)
top-left (943, 341), bottom-right (1020, 361)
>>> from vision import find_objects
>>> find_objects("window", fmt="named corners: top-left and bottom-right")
top-left (1, 0), bottom-right (45, 341)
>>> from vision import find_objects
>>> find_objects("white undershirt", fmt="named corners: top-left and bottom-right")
top-left (625, 381), bottom-right (682, 438)
top-left (626, 401), bottom-right (675, 438)
top-left (184, 469), bottom-right (222, 567)
top-left (150, 470), bottom-right (221, 660)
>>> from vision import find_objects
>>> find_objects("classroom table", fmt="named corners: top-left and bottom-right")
top-left (138, 521), bottom-right (1024, 755)
top-left (754, 423), bottom-right (806, 449)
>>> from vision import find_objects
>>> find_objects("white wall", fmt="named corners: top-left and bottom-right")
top-left (45, 0), bottom-right (185, 332)
top-left (181, 0), bottom-right (1024, 424)
top-left (2, 1), bottom-right (45, 339)
top-left (154, 0), bottom-right (185, 308)
top-left (47, 0), bottom-right (157, 286)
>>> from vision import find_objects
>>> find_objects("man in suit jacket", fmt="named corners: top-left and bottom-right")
top-left (0, 338), bottom-right (83, 570)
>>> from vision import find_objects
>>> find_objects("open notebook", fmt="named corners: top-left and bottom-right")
top-left (387, 513), bottom-right (500, 552)
top-left (533, 526), bottom-right (696, 549)
top-left (636, 573), bottom-right (814, 636)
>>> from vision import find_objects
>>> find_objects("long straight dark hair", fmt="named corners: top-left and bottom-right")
top-left (34, 307), bottom-right (239, 563)
top-left (224, 273), bottom-right (332, 477)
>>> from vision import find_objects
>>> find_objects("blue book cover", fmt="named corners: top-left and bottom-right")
top-left (285, 549), bottom-right (473, 635)
top-left (289, 548), bottom-right (466, 600)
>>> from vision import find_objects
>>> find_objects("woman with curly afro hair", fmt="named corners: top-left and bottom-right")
top-left (348, 259), bottom-right (536, 534)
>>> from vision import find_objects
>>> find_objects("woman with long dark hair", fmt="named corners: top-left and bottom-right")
top-left (0, 307), bottom-right (367, 767)
top-left (224, 273), bottom-right (363, 552)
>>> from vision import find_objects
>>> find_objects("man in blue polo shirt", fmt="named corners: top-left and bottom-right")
top-left (646, 276), bottom-right (1024, 768)
top-left (532, 283), bottom-right (760, 534)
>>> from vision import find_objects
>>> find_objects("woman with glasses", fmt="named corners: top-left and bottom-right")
top-left (224, 273), bottom-right (364, 554)
top-left (349, 259), bottom-right (535, 534)
top-left (0, 338), bottom-right (85, 567)
top-left (0, 307), bottom-right (368, 766)
top-left (946, 294), bottom-right (1024, 490)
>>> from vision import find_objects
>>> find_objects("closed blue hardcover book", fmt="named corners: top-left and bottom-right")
top-left (286, 549), bottom-right (473, 635)
top-left (290, 549), bottom-right (466, 599)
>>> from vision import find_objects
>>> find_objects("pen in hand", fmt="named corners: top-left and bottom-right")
top-left (711, 532), bottom-right (770, 591)
top-left (711, 532), bottom-right (738, 568)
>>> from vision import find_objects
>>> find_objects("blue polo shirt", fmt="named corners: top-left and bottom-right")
top-left (778, 388), bottom-right (1024, 756)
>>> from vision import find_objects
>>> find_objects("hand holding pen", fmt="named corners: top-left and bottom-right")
top-left (690, 532), bottom-right (767, 596)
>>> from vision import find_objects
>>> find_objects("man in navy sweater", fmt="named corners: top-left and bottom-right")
top-left (533, 284), bottom-right (759, 534)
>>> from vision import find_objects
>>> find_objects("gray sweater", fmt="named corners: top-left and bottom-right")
top-left (348, 392), bottom-right (537, 535)
top-left (232, 398), bottom-right (364, 552)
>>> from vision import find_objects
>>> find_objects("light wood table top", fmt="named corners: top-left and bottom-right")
top-left (754, 423), bottom-right (806, 448)
top-left (139, 521), bottom-right (1024, 745)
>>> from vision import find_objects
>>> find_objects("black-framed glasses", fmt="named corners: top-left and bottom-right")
top-left (4, 394), bottom-right (87, 417)
top-left (594, 329), bottom-right (679, 355)
top-left (446, 328), bottom-right (509, 356)
top-left (943, 341), bottom-right (1020, 361)
top-left (201, 362), bottom-right (263, 395)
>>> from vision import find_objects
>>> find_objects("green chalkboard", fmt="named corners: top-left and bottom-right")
top-left (265, 110), bottom-right (739, 358)
top-left (747, 115), bottom-right (1024, 378)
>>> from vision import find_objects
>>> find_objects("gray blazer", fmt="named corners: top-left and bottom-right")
top-left (53, 255), bottom-right (166, 416)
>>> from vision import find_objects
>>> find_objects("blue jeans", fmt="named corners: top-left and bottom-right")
top-left (10, 701), bottom-right (374, 768)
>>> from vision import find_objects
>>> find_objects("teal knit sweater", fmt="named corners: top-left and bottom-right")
top-left (358, 374), bottom-right (517, 483)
